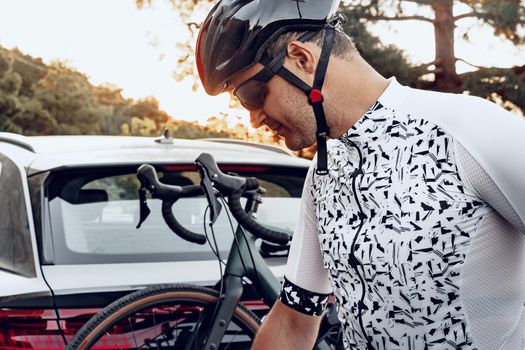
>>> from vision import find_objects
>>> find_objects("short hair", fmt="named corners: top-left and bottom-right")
top-left (266, 28), bottom-right (358, 61)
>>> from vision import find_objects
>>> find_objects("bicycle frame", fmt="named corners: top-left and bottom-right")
top-left (202, 197), bottom-right (334, 350)
top-left (135, 160), bottom-right (341, 349)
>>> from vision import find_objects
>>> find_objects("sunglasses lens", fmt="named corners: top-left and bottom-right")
top-left (235, 80), bottom-right (268, 110)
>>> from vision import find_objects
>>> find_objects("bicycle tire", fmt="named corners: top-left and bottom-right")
top-left (66, 284), bottom-right (261, 350)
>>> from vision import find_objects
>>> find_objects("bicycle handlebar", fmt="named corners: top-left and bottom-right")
top-left (137, 154), bottom-right (292, 247)
top-left (195, 153), bottom-right (291, 245)
top-left (137, 164), bottom-right (207, 245)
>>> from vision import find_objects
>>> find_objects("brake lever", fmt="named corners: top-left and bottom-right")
top-left (198, 164), bottom-right (223, 225)
top-left (136, 186), bottom-right (151, 228)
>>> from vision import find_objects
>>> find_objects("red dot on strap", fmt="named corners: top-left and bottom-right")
top-left (309, 89), bottom-right (324, 104)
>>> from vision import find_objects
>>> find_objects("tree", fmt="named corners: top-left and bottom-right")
top-left (0, 45), bottom-right (229, 138)
top-left (342, 0), bottom-right (525, 113)
top-left (32, 62), bottom-right (110, 134)
top-left (0, 48), bottom-right (21, 133)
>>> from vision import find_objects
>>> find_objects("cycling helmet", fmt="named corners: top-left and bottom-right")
top-left (196, 0), bottom-right (344, 175)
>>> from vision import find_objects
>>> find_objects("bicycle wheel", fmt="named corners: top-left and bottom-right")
top-left (67, 284), bottom-right (261, 350)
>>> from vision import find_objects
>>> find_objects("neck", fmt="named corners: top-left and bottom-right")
top-left (324, 55), bottom-right (389, 138)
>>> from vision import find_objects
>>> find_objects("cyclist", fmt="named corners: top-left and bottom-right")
top-left (196, 0), bottom-right (525, 349)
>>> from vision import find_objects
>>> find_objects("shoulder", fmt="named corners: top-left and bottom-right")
top-left (381, 81), bottom-right (525, 156)
top-left (387, 84), bottom-right (520, 134)
top-left (386, 81), bottom-right (525, 224)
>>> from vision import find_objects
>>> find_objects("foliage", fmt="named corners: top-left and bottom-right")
top-left (341, 9), bottom-right (429, 88)
top-left (0, 45), bottom-right (242, 140)
top-left (342, 0), bottom-right (525, 112)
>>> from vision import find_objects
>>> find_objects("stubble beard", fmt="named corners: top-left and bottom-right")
top-left (282, 116), bottom-right (317, 151)
top-left (281, 91), bottom-right (318, 151)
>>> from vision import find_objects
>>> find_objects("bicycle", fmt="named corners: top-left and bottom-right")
top-left (66, 152), bottom-right (343, 350)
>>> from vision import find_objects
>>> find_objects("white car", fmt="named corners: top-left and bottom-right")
top-left (0, 132), bottom-right (309, 349)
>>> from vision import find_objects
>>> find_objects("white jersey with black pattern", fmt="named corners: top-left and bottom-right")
top-left (281, 78), bottom-right (525, 350)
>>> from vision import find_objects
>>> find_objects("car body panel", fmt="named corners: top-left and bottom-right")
top-left (0, 270), bottom-right (51, 299)
top-left (41, 261), bottom-right (287, 296)
top-left (0, 132), bottom-right (306, 348)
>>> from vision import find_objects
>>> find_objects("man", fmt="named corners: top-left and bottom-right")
top-left (196, 0), bottom-right (525, 349)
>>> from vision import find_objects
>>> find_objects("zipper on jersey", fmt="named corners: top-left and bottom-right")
top-left (347, 139), bottom-right (375, 350)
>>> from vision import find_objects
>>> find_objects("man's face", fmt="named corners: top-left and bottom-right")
top-left (230, 63), bottom-right (317, 151)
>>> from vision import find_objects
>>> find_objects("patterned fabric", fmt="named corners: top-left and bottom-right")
top-left (283, 78), bottom-right (525, 349)
top-left (279, 276), bottom-right (330, 316)
top-left (312, 101), bottom-right (488, 349)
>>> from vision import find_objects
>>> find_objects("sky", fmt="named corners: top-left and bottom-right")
top-left (0, 0), bottom-right (523, 126)
top-left (0, 0), bottom-right (234, 125)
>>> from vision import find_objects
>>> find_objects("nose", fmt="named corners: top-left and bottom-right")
top-left (249, 109), bottom-right (266, 129)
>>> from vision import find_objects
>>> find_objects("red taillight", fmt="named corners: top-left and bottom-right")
top-left (240, 299), bottom-right (270, 311)
top-left (0, 309), bottom-right (64, 349)
top-left (162, 164), bottom-right (269, 173)
top-left (0, 308), bottom-right (101, 349)
top-left (162, 164), bottom-right (197, 172)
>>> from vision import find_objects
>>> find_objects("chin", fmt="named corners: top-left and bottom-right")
top-left (284, 136), bottom-right (314, 151)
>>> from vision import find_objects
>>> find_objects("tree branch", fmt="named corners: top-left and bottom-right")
top-left (415, 61), bottom-right (437, 73)
top-left (363, 15), bottom-right (435, 23)
top-left (453, 12), bottom-right (479, 21)
top-left (402, 0), bottom-right (433, 5)
top-left (456, 57), bottom-right (483, 69)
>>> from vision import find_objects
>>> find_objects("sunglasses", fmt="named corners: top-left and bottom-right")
top-left (233, 67), bottom-right (274, 111)
top-left (233, 31), bottom-right (318, 111)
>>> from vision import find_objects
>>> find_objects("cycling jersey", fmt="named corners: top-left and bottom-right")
top-left (279, 78), bottom-right (525, 350)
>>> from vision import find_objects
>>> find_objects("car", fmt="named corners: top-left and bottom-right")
top-left (0, 131), bottom-right (309, 349)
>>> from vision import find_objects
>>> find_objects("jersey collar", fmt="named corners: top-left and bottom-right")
top-left (337, 77), bottom-right (408, 145)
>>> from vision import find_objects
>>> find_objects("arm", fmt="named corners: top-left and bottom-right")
top-left (252, 300), bottom-right (322, 349)
top-left (253, 165), bottom-right (333, 349)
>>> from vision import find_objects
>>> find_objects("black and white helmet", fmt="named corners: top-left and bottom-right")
top-left (196, 0), bottom-right (340, 96)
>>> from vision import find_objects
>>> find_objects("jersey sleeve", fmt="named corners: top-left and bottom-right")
top-left (455, 140), bottom-right (525, 234)
top-left (397, 88), bottom-right (525, 234)
top-left (278, 165), bottom-right (333, 316)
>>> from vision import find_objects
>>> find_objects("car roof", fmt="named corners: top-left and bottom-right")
top-left (0, 133), bottom-right (310, 175)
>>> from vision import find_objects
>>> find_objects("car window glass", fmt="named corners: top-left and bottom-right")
top-left (0, 155), bottom-right (35, 276)
top-left (47, 166), bottom-right (305, 264)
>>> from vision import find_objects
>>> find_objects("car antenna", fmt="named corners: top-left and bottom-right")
top-left (155, 128), bottom-right (174, 144)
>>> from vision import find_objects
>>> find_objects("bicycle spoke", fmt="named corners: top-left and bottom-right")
top-left (151, 308), bottom-right (160, 350)
top-left (105, 329), bottom-right (123, 350)
top-left (182, 307), bottom-right (207, 350)
top-left (128, 315), bottom-right (139, 349)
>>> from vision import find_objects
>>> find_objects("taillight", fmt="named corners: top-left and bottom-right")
top-left (0, 308), bottom-right (65, 349)
top-left (161, 164), bottom-right (270, 173)
top-left (0, 308), bottom-right (101, 349)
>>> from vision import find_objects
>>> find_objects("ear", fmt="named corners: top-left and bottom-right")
top-left (286, 41), bottom-right (318, 75)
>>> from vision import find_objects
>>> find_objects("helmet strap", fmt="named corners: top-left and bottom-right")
top-left (274, 26), bottom-right (335, 175)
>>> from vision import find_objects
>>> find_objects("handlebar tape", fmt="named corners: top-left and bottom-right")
top-left (180, 185), bottom-right (204, 197)
top-left (162, 200), bottom-right (207, 245)
top-left (228, 189), bottom-right (291, 245)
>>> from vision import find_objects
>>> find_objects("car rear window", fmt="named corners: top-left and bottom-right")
top-left (45, 164), bottom-right (306, 264)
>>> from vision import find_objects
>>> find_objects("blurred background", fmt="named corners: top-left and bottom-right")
top-left (0, 0), bottom-right (523, 158)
